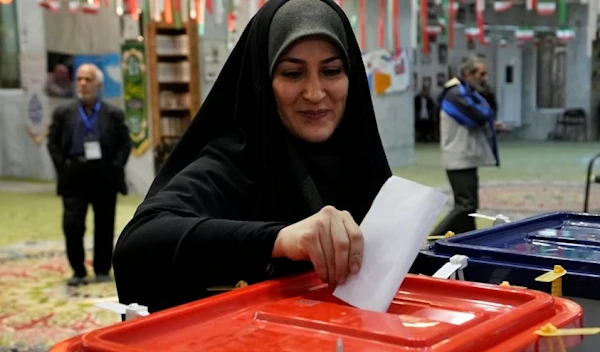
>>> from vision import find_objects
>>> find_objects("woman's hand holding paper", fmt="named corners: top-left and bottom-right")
top-left (272, 206), bottom-right (364, 287)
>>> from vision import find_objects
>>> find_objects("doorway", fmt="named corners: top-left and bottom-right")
top-left (495, 44), bottom-right (523, 127)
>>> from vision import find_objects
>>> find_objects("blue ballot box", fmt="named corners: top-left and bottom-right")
top-left (414, 211), bottom-right (600, 352)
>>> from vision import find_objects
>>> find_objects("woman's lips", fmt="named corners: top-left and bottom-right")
top-left (298, 109), bottom-right (329, 119)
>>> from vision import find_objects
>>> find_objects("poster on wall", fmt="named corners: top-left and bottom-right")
top-left (362, 52), bottom-right (375, 93)
top-left (73, 53), bottom-right (123, 99)
top-left (121, 40), bottom-right (150, 157)
top-left (362, 49), bottom-right (411, 95)
top-left (21, 53), bottom-right (50, 145)
top-left (204, 41), bottom-right (228, 82)
top-left (46, 51), bottom-right (75, 99)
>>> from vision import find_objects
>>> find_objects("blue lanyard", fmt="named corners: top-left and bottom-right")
top-left (78, 101), bottom-right (101, 132)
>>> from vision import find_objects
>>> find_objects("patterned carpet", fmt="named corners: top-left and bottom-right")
top-left (0, 241), bottom-right (120, 351)
top-left (440, 181), bottom-right (600, 220)
top-left (2, 180), bottom-right (600, 351)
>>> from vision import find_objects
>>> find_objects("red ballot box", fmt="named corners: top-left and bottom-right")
top-left (50, 272), bottom-right (583, 352)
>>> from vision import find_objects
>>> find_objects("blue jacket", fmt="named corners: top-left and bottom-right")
top-left (438, 78), bottom-right (499, 167)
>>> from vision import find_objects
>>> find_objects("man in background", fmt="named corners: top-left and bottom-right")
top-left (414, 86), bottom-right (437, 142)
top-left (47, 64), bottom-right (131, 286)
top-left (431, 56), bottom-right (504, 236)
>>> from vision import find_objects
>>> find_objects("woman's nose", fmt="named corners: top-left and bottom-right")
top-left (302, 76), bottom-right (326, 103)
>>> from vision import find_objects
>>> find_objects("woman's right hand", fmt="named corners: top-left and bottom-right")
top-left (272, 206), bottom-right (364, 287)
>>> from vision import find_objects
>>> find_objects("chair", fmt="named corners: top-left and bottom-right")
top-left (552, 108), bottom-right (587, 141)
top-left (583, 153), bottom-right (600, 212)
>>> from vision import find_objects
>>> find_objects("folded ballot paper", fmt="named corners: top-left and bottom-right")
top-left (333, 175), bottom-right (448, 312)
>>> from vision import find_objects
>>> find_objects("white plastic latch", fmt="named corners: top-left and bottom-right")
top-left (95, 301), bottom-right (150, 321)
top-left (432, 255), bottom-right (469, 280)
top-left (469, 213), bottom-right (511, 225)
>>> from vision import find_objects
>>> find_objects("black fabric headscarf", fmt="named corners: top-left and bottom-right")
top-left (114, 0), bottom-right (391, 313)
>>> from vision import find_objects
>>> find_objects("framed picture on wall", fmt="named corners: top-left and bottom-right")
top-left (422, 76), bottom-right (432, 89)
top-left (438, 43), bottom-right (448, 65)
top-left (437, 73), bottom-right (446, 87)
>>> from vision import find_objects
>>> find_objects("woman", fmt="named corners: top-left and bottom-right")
top-left (113, 0), bottom-right (392, 313)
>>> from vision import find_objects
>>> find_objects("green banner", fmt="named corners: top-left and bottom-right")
top-left (121, 40), bottom-right (149, 157)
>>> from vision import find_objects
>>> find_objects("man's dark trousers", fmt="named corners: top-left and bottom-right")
top-left (62, 160), bottom-right (118, 277)
top-left (432, 168), bottom-right (479, 235)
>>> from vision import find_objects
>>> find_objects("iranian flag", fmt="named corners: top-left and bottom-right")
top-left (465, 27), bottom-right (480, 41)
top-left (426, 25), bottom-right (443, 36)
top-left (68, 0), bottom-right (80, 13)
top-left (38, 0), bottom-right (60, 12)
top-left (81, 0), bottom-right (101, 14)
top-left (493, 0), bottom-right (513, 12)
top-left (450, 2), bottom-right (459, 14)
top-left (556, 27), bottom-right (575, 42)
top-left (515, 27), bottom-right (534, 41)
top-left (536, 0), bottom-right (556, 15)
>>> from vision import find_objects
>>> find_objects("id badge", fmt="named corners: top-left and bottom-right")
top-left (84, 140), bottom-right (102, 160)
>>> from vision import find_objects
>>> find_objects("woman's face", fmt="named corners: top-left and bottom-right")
top-left (272, 38), bottom-right (349, 143)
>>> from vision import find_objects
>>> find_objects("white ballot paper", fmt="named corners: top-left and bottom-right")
top-left (333, 175), bottom-right (448, 312)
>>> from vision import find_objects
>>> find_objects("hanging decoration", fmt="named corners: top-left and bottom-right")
top-left (392, 0), bottom-right (400, 52)
top-left (515, 0), bottom-right (535, 44)
top-left (142, 0), bottom-right (149, 23)
top-left (128, 0), bottom-right (139, 20)
top-left (555, 0), bottom-right (574, 42)
top-left (424, 1), bottom-right (441, 38)
top-left (214, 0), bottom-right (224, 24)
top-left (197, 0), bottom-right (206, 35)
top-left (447, 0), bottom-right (457, 48)
top-left (116, 0), bottom-right (124, 15)
top-left (493, 0), bottom-right (513, 12)
top-left (419, 0), bottom-right (430, 55)
top-left (359, 0), bottom-right (366, 51)
top-left (172, 0), bottom-right (182, 28)
top-left (226, 1), bottom-right (238, 50)
top-left (164, 0), bottom-right (173, 23)
top-left (536, 0), bottom-right (556, 15)
top-left (38, 0), bottom-right (61, 12)
top-left (464, 3), bottom-right (480, 43)
top-left (378, 0), bottom-right (386, 48)
top-left (525, 0), bottom-right (536, 10)
top-left (515, 27), bottom-right (534, 41)
top-left (80, 0), bottom-right (101, 14)
top-left (475, 0), bottom-right (487, 45)
top-left (150, 0), bottom-right (161, 21)
top-left (440, 0), bottom-right (448, 43)
top-left (69, 0), bottom-right (81, 12)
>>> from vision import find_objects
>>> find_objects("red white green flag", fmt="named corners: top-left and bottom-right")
top-left (493, 0), bottom-right (513, 12)
top-left (536, 0), bottom-right (556, 15)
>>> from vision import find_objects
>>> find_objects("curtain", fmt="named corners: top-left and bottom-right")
top-left (0, 1), bottom-right (20, 88)
top-left (536, 34), bottom-right (566, 109)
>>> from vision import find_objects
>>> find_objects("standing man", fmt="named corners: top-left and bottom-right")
top-left (431, 56), bottom-right (503, 236)
top-left (47, 64), bottom-right (131, 286)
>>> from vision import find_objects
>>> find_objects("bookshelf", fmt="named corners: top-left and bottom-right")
top-left (146, 19), bottom-right (201, 172)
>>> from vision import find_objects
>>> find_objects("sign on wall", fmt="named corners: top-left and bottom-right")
top-left (362, 49), bottom-right (411, 95)
top-left (121, 40), bottom-right (150, 157)
top-left (73, 53), bottom-right (123, 99)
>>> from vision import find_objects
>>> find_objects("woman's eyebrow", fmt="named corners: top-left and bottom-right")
top-left (280, 56), bottom-right (341, 64)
